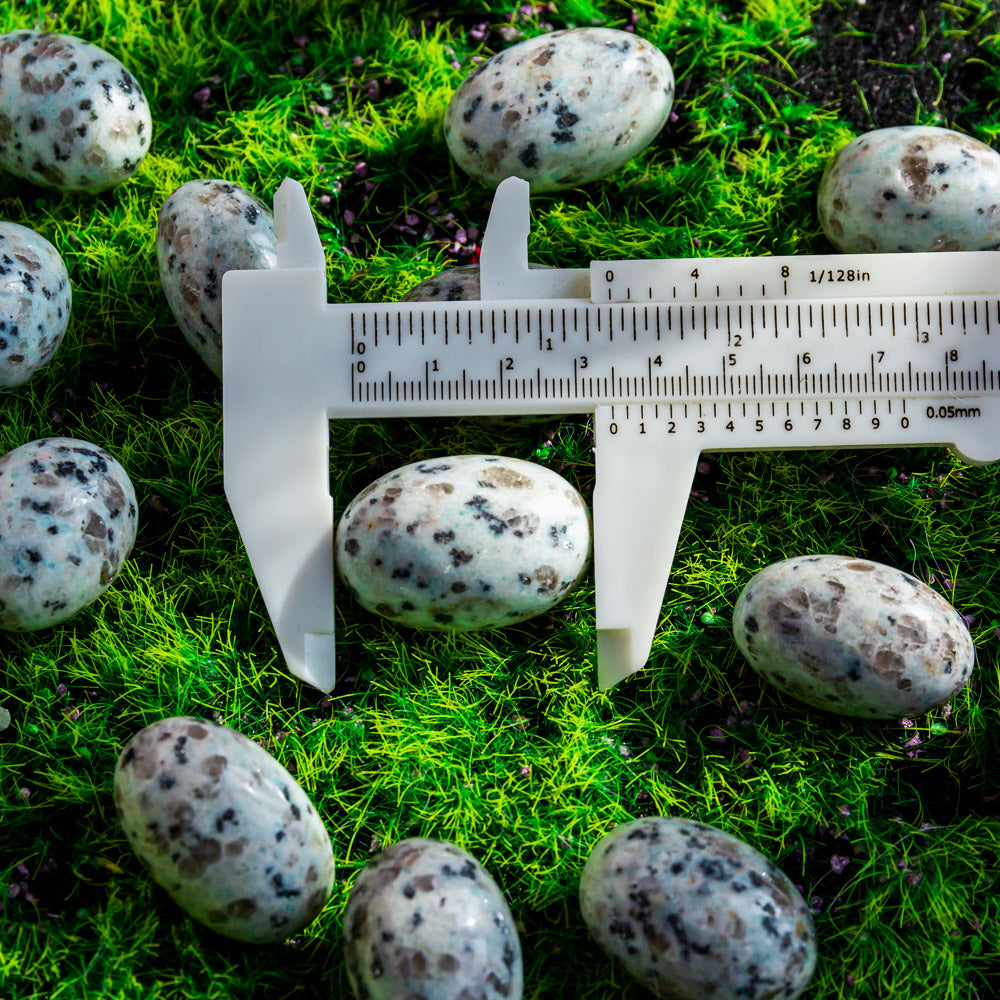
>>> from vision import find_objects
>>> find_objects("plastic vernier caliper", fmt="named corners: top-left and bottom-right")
top-left (223, 176), bottom-right (1000, 693)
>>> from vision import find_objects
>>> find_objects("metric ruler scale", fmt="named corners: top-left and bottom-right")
top-left (222, 177), bottom-right (1000, 694)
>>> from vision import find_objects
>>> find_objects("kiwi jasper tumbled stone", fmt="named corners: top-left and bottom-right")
top-left (336, 455), bottom-right (591, 630)
top-left (733, 554), bottom-right (975, 717)
top-left (818, 125), bottom-right (1000, 252)
top-left (444, 27), bottom-right (674, 191)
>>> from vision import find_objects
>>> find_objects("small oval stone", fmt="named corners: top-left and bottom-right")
top-left (818, 125), bottom-right (1000, 252)
top-left (580, 817), bottom-right (817, 1000)
top-left (156, 178), bottom-right (277, 377)
top-left (0, 31), bottom-right (152, 192)
top-left (114, 716), bottom-right (335, 943)
top-left (444, 27), bottom-right (674, 192)
top-left (733, 554), bottom-right (975, 717)
top-left (403, 263), bottom-right (554, 302)
top-left (336, 455), bottom-right (591, 630)
top-left (0, 222), bottom-right (71, 389)
top-left (344, 838), bottom-right (523, 1000)
top-left (0, 437), bottom-right (137, 630)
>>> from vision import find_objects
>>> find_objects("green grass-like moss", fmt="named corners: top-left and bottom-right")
top-left (1, 1), bottom-right (999, 998)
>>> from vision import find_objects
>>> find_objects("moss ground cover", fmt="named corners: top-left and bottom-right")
top-left (1, 0), bottom-right (999, 997)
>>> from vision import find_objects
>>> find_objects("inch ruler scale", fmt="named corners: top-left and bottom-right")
top-left (222, 177), bottom-right (1000, 693)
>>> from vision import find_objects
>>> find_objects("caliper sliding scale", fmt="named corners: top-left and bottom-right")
top-left (222, 176), bottom-right (1000, 693)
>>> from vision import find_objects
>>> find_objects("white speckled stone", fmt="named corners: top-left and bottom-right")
top-left (114, 716), bottom-right (335, 943)
top-left (0, 31), bottom-right (152, 192)
top-left (444, 27), bottom-right (674, 192)
top-left (580, 817), bottom-right (816, 1000)
top-left (156, 178), bottom-right (277, 377)
top-left (336, 455), bottom-right (591, 630)
top-left (0, 222), bottom-right (70, 389)
top-left (818, 126), bottom-right (1000, 252)
top-left (403, 263), bottom-right (553, 302)
top-left (0, 437), bottom-right (137, 630)
top-left (733, 554), bottom-right (975, 717)
top-left (344, 838), bottom-right (522, 1000)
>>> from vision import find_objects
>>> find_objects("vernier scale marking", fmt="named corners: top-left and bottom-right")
top-left (223, 177), bottom-right (1000, 692)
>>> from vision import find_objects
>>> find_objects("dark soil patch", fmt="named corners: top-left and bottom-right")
top-left (764, 0), bottom-right (1000, 131)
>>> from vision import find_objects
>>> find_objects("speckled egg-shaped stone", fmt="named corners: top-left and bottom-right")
top-left (403, 263), bottom-right (553, 302)
top-left (733, 554), bottom-right (975, 717)
top-left (444, 28), bottom-right (674, 192)
top-left (0, 222), bottom-right (70, 389)
top-left (114, 716), bottom-right (335, 943)
top-left (344, 838), bottom-right (522, 1000)
top-left (336, 455), bottom-right (591, 630)
top-left (818, 126), bottom-right (1000, 252)
top-left (0, 31), bottom-right (152, 192)
top-left (580, 817), bottom-right (817, 1000)
top-left (156, 178), bottom-right (277, 377)
top-left (0, 437), bottom-right (137, 630)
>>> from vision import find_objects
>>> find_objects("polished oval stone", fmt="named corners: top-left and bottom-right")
top-left (344, 838), bottom-right (522, 1000)
top-left (0, 31), bottom-right (152, 192)
top-left (733, 554), bottom-right (975, 717)
top-left (818, 126), bottom-right (1000, 252)
top-left (336, 455), bottom-right (591, 630)
top-left (0, 437), bottom-right (137, 630)
top-left (580, 817), bottom-right (817, 1000)
top-left (0, 222), bottom-right (71, 389)
top-left (156, 178), bottom-right (277, 377)
top-left (114, 716), bottom-right (335, 943)
top-left (444, 27), bottom-right (674, 191)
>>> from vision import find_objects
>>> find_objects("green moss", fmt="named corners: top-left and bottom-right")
top-left (1, 1), bottom-right (999, 998)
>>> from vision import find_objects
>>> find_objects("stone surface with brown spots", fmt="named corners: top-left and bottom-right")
top-left (0, 437), bottom-right (137, 630)
top-left (336, 455), bottom-right (591, 631)
top-left (403, 263), bottom-right (554, 302)
top-left (734, 554), bottom-right (975, 717)
top-left (580, 817), bottom-right (817, 1000)
top-left (0, 31), bottom-right (152, 192)
top-left (0, 221), bottom-right (71, 389)
top-left (818, 126), bottom-right (1000, 252)
top-left (344, 837), bottom-right (522, 1000)
top-left (156, 178), bottom-right (277, 377)
top-left (444, 27), bottom-right (674, 192)
top-left (114, 716), bottom-right (334, 943)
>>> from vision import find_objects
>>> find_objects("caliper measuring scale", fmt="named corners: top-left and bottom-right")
top-left (223, 177), bottom-right (1000, 693)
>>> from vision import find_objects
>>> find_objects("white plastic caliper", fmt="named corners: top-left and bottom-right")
top-left (223, 176), bottom-right (1000, 692)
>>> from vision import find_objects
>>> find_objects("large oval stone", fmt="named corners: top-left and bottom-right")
top-left (336, 455), bottom-right (591, 631)
top-left (0, 31), bottom-right (152, 192)
top-left (733, 554), bottom-right (975, 717)
top-left (580, 817), bottom-right (817, 1000)
top-left (818, 126), bottom-right (1000, 252)
top-left (444, 27), bottom-right (674, 191)
top-left (114, 716), bottom-right (335, 942)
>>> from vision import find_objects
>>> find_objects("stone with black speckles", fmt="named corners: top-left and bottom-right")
top-left (580, 817), bottom-right (816, 1000)
top-left (0, 437), bottom-right (137, 630)
top-left (403, 263), bottom-right (553, 302)
top-left (0, 31), bottom-right (152, 192)
top-left (444, 27), bottom-right (674, 192)
top-left (344, 837), bottom-right (522, 1000)
top-left (114, 716), bottom-right (334, 943)
top-left (733, 554), bottom-right (975, 717)
top-left (336, 455), bottom-right (591, 631)
top-left (0, 222), bottom-right (70, 389)
top-left (157, 178), bottom-right (277, 377)
top-left (819, 126), bottom-right (1000, 252)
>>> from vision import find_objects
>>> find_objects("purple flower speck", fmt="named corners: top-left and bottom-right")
top-left (343, 209), bottom-right (355, 226)
top-left (838, 804), bottom-right (851, 818)
top-left (707, 727), bottom-right (726, 743)
top-left (519, 764), bottom-right (531, 778)
top-left (830, 855), bottom-right (850, 874)
top-left (19, 787), bottom-right (30, 800)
